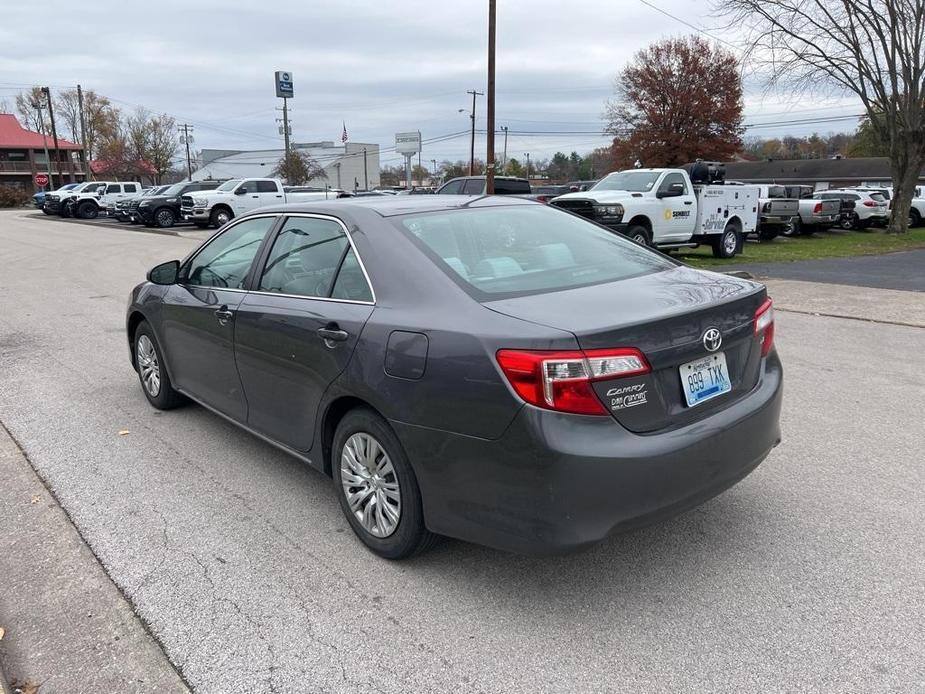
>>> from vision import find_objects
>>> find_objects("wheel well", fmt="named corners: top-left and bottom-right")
top-left (626, 215), bottom-right (651, 232)
top-left (127, 311), bottom-right (147, 367)
top-left (211, 204), bottom-right (233, 218)
top-left (726, 216), bottom-right (742, 231)
top-left (321, 396), bottom-right (382, 477)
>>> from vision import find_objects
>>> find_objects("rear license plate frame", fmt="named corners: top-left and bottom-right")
top-left (680, 352), bottom-right (731, 407)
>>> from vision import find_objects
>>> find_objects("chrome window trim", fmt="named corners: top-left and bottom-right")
top-left (182, 213), bottom-right (282, 291)
top-left (249, 212), bottom-right (377, 306)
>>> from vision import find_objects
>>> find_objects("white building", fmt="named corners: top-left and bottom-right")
top-left (193, 141), bottom-right (380, 190)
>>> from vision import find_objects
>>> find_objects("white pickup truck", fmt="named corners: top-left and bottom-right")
top-left (182, 178), bottom-right (347, 228)
top-left (68, 181), bottom-right (144, 219)
top-left (551, 167), bottom-right (759, 258)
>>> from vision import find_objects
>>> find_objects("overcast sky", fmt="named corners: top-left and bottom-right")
top-left (0, 0), bottom-right (862, 167)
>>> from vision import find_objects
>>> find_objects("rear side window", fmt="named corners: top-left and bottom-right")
top-left (124, 184), bottom-right (138, 193)
top-left (495, 179), bottom-right (531, 194)
top-left (396, 206), bottom-right (675, 299)
top-left (869, 193), bottom-right (886, 202)
top-left (462, 179), bottom-right (485, 195)
top-left (106, 184), bottom-right (120, 194)
top-left (256, 180), bottom-right (279, 193)
top-left (259, 217), bottom-right (372, 302)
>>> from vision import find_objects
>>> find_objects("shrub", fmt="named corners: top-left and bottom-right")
top-left (0, 184), bottom-right (31, 208)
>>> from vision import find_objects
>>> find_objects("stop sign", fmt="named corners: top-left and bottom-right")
top-left (34, 173), bottom-right (49, 187)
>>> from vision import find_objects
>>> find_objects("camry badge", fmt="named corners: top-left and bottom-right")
top-left (703, 328), bottom-right (722, 352)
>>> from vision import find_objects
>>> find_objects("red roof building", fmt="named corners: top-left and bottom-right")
top-left (0, 113), bottom-right (87, 192)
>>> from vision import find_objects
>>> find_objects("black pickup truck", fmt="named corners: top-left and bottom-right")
top-left (133, 180), bottom-right (223, 228)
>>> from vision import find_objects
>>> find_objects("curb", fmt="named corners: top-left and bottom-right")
top-left (17, 211), bottom-right (187, 237)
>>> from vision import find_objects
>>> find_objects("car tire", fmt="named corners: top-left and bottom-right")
top-left (841, 213), bottom-right (858, 230)
top-left (77, 201), bottom-right (98, 219)
top-left (154, 208), bottom-right (176, 228)
top-left (758, 227), bottom-right (779, 241)
top-left (626, 224), bottom-right (651, 246)
top-left (333, 408), bottom-right (438, 559)
top-left (782, 217), bottom-right (799, 237)
top-left (909, 209), bottom-right (921, 227)
top-left (41, 208), bottom-right (52, 215)
top-left (711, 223), bottom-right (741, 258)
top-left (133, 321), bottom-right (186, 410)
top-left (210, 207), bottom-right (232, 228)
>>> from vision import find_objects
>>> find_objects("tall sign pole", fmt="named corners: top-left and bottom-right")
top-left (395, 132), bottom-right (422, 190)
top-left (486, 0), bottom-right (497, 194)
top-left (275, 71), bottom-right (294, 155)
top-left (31, 99), bottom-right (53, 189)
top-left (363, 147), bottom-right (368, 190)
top-left (178, 124), bottom-right (195, 180)
top-left (501, 125), bottom-right (509, 174)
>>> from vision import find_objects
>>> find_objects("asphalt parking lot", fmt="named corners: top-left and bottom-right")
top-left (1, 209), bottom-right (923, 693)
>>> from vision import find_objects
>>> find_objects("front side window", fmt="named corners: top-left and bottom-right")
top-left (438, 179), bottom-right (464, 194)
top-left (396, 205), bottom-right (674, 299)
top-left (185, 216), bottom-right (276, 288)
top-left (106, 184), bottom-right (120, 194)
top-left (462, 179), bottom-right (485, 195)
top-left (259, 217), bottom-right (358, 299)
top-left (658, 173), bottom-right (688, 196)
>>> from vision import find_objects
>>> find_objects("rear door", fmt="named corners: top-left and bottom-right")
top-left (160, 214), bottom-right (279, 421)
top-left (462, 179), bottom-right (485, 195)
top-left (233, 214), bottom-right (375, 452)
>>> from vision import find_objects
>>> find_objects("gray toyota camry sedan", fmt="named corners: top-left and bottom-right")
top-left (126, 196), bottom-right (782, 558)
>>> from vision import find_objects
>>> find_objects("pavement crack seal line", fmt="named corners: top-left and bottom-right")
top-left (774, 306), bottom-right (925, 329)
top-left (0, 419), bottom-right (195, 694)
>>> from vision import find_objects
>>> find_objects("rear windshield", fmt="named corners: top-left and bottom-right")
top-left (766, 186), bottom-right (788, 199)
top-left (869, 193), bottom-right (887, 202)
top-left (494, 179), bottom-right (531, 194)
top-left (394, 205), bottom-right (675, 299)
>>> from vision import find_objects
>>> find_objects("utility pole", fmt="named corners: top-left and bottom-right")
top-left (41, 87), bottom-right (62, 184)
top-left (465, 89), bottom-right (483, 176)
top-left (178, 124), bottom-right (195, 180)
top-left (486, 0), bottom-right (497, 194)
top-left (363, 147), bottom-right (368, 190)
top-left (501, 125), bottom-right (509, 174)
top-left (31, 98), bottom-right (52, 189)
top-left (432, 158), bottom-right (438, 184)
top-left (77, 84), bottom-right (88, 180)
top-left (282, 98), bottom-right (291, 154)
top-left (524, 152), bottom-right (531, 180)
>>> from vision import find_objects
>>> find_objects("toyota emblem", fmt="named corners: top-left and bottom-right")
top-left (702, 328), bottom-right (722, 352)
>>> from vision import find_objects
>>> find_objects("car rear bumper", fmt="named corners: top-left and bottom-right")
top-left (393, 351), bottom-right (783, 555)
top-left (807, 214), bottom-right (838, 225)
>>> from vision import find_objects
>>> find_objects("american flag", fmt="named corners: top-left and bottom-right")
top-left (341, 122), bottom-right (348, 143)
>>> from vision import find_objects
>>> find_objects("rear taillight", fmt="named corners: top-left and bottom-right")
top-left (754, 299), bottom-right (775, 357)
top-left (496, 348), bottom-right (650, 415)
top-left (813, 202), bottom-right (823, 213)
top-left (862, 200), bottom-right (876, 207)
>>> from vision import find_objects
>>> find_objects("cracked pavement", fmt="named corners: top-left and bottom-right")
top-left (0, 209), bottom-right (923, 692)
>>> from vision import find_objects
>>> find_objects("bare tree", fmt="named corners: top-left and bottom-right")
top-left (15, 87), bottom-right (49, 133)
top-left (272, 150), bottom-right (327, 185)
top-left (145, 113), bottom-right (180, 184)
top-left (55, 89), bottom-right (82, 143)
top-left (716, 0), bottom-right (925, 232)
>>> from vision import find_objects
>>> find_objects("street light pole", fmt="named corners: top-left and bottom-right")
top-left (465, 89), bottom-right (483, 176)
top-left (41, 87), bottom-right (62, 184)
top-left (501, 125), bottom-right (508, 174)
top-left (524, 152), bottom-right (530, 180)
top-left (486, 0), bottom-right (496, 194)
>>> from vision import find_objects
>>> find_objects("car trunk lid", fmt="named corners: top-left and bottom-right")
top-left (485, 266), bottom-right (767, 432)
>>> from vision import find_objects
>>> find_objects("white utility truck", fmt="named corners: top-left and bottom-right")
top-left (181, 178), bottom-right (349, 228)
top-left (551, 163), bottom-right (759, 258)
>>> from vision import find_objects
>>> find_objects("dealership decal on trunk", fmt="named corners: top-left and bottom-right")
top-left (607, 383), bottom-right (648, 410)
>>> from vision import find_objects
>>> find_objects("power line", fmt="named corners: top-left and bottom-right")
top-left (636, 0), bottom-right (742, 53)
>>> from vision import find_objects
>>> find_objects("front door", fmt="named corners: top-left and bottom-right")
top-left (233, 215), bottom-right (375, 452)
top-left (160, 214), bottom-right (279, 421)
top-left (656, 172), bottom-right (697, 242)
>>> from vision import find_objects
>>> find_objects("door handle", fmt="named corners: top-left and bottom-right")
top-left (317, 325), bottom-right (349, 343)
top-left (215, 306), bottom-right (234, 325)
top-left (684, 201), bottom-right (693, 205)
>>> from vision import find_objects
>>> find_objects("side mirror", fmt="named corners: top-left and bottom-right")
top-left (234, 187), bottom-right (247, 195)
top-left (147, 260), bottom-right (180, 285)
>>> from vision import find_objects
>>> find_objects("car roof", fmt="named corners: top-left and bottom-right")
top-left (444, 175), bottom-right (529, 181)
top-left (246, 194), bottom-right (540, 218)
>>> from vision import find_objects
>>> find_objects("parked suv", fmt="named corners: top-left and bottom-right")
top-left (813, 189), bottom-right (889, 229)
top-left (135, 180), bottom-right (224, 228)
top-left (436, 176), bottom-right (532, 195)
top-left (44, 181), bottom-right (107, 216)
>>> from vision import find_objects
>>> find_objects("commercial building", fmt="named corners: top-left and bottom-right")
top-left (725, 157), bottom-right (925, 191)
top-left (0, 113), bottom-right (86, 191)
top-left (193, 142), bottom-right (380, 190)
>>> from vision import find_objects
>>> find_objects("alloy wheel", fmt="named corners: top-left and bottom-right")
top-left (340, 432), bottom-right (402, 538)
top-left (156, 209), bottom-right (175, 227)
top-left (136, 335), bottom-right (161, 397)
top-left (723, 230), bottom-right (737, 255)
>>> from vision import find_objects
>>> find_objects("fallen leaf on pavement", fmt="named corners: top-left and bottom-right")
top-left (11, 680), bottom-right (41, 694)
top-left (118, 430), bottom-right (130, 436)
top-left (0, 625), bottom-right (5, 639)
top-left (30, 495), bottom-right (41, 504)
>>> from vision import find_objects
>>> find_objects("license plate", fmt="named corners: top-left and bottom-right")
top-left (680, 352), bottom-right (731, 407)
